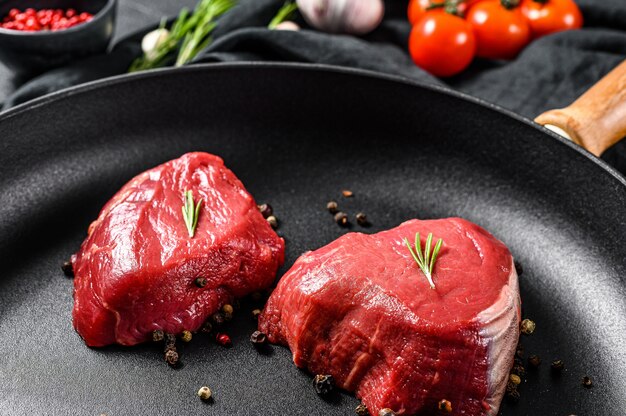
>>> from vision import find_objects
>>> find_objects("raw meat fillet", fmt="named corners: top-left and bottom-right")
top-left (259, 218), bottom-right (520, 416)
top-left (72, 152), bottom-right (284, 347)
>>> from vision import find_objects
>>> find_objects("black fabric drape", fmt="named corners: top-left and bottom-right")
top-left (3, 0), bottom-right (626, 169)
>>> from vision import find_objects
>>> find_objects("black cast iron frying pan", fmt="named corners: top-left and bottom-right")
top-left (0, 63), bottom-right (625, 416)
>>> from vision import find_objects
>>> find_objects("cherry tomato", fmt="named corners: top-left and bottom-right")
top-left (408, 12), bottom-right (476, 77)
top-left (467, 0), bottom-right (531, 60)
top-left (520, 0), bottom-right (583, 38)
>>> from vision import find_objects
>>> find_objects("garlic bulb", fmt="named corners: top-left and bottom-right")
top-left (296, 0), bottom-right (384, 35)
top-left (141, 28), bottom-right (170, 60)
top-left (275, 21), bottom-right (301, 31)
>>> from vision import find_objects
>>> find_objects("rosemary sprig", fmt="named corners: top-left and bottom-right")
top-left (404, 232), bottom-right (444, 289)
top-left (129, 0), bottom-right (235, 72)
top-left (268, 1), bottom-right (299, 29)
top-left (182, 190), bottom-right (202, 238)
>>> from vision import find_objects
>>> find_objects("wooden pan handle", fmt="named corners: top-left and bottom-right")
top-left (534, 60), bottom-right (626, 157)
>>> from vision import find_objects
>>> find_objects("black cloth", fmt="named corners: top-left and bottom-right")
top-left (3, 0), bottom-right (626, 169)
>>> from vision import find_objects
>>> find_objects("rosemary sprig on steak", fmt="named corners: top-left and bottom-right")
top-left (404, 232), bottom-right (443, 289)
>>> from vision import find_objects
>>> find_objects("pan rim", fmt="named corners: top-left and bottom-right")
top-left (1, 61), bottom-right (625, 188)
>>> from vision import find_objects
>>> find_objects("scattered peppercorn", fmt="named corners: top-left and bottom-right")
top-left (378, 408), bottom-right (396, 416)
top-left (250, 330), bottom-right (267, 346)
top-left (211, 312), bottom-right (225, 326)
top-left (181, 330), bottom-right (192, 343)
top-left (551, 359), bottom-right (565, 373)
top-left (61, 261), bottom-right (74, 277)
top-left (165, 333), bottom-right (176, 350)
top-left (506, 387), bottom-right (520, 403)
top-left (257, 203), bottom-right (273, 218)
top-left (355, 404), bottom-right (368, 416)
top-left (437, 399), bottom-right (452, 413)
top-left (355, 212), bottom-right (369, 226)
top-left (511, 363), bottom-right (526, 377)
top-left (509, 374), bottom-right (521, 385)
top-left (327, 201), bottom-right (339, 214)
top-left (266, 215), bottom-right (278, 229)
top-left (195, 277), bottom-right (207, 288)
top-left (251, 291), bottom-right (264, 302)
top-left (252, 309), bottom-right (262, 320)
top-left (197, 386), bottom-right (212, 401)
top-left (528, 354), bottom-right (541, 368)
top-left (342, 190), bottom-right (354, 198)
top-left (165, 349), bottom-right (179, 367)
top-left (223, 312), bottom-right (233, 322)
top-left (201, 320), bottom-right (213, 333)
top-left (152, 330), bottom-right (164, 342)
top-left (216, 333), bottom-right (232, 347)
top-left (520, 318), bottom-right (536, 335)
top-left (582, 376), bottom-right (592, 388)
top-left (514, 260), bottom-right (523, 276)
top-left (313, 374), bottom-right (335, 395)
top-left (334, 212), bottom-right (348, 226)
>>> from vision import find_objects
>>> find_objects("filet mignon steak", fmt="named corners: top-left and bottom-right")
top-left (72, 152), bottom-right (285, 347)
top-left (259, 218), bottom-right (520, 415)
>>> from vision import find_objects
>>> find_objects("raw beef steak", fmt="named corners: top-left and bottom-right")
top-left (72, 152), bottom-right (284, 347)
top-left (259, 218), bottom-right (520, 416)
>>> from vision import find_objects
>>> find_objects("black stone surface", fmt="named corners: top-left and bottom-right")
top-left (0, 64), bottom-right (624, 415)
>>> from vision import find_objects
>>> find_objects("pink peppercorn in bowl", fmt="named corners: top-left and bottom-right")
top-left (0, 0), bottom-right (117, 74)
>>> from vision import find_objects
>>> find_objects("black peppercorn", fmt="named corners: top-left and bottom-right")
top-left (327, 201), bottom-right (339, 214)
top-left (528, 354), bottom-right (541, 368)
top-left (356, 212), bottom-right (369, 226)
top-left (514, 260), bottom-right (523, 276)
top-left (511, 363), bottom-right (526, 377)
top-left (313, 374), bottom-right (335, 395)
top-left (257, 203), bottom-right (273, 218)
top-left (250, 330), bottom-right (267, 346)
top-left (551, 359), bottom-right (565, 373)
top-left (211, 312), bottom-right (225, 326)
top-left (165, 333), bottom-right (176, 351)
top-left (251, 291), bottom-right (264, 302)
top-left (582, 376), bottom-right (592, 388)
top-left (334, 212), bottom-right (348, 226)
top-left (61, 261), bottom-right (74, 277)
top-left (266, 215), bottom-right (278, 229)
top-left (378, 408), bottom-right (396, 416)
top-left (195, 277), bottom-right (207, 288)
top-left (201, 320), bottom-right (213, 333)
top-left (165, 349), bottom-right (179, 366)
top-left (355, 404), bottom-right (368, 416)
top-left (152, 330), bottom-right (164, 342)
top-left (506, 387), bottom-right (520, 403)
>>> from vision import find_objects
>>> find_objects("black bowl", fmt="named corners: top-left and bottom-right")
top-left (0, 0), bottom-right (117, 75)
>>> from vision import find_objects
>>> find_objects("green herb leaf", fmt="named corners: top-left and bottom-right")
top-left (404, 232), bottom-right (444, 289)
top-left (268, 1), bottom-right (299, 29)
top-left (182, 190), bottom-right (203, 238)
top-left (129, 0), bottom-right (236, 72)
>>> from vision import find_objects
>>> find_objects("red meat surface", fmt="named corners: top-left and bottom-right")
top-left (259, 218), bottom-right (520, 416)
top-left (72, 152), bottom-right (284, 347)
